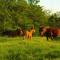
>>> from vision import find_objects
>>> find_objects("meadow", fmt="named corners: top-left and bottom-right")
top-left (0, 37), bottom-right (60, 60)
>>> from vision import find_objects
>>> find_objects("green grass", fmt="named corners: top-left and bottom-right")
top-left (0, 37), bottom-right (60, 60)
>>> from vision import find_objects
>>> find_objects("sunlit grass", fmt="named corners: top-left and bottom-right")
top-left (0, 36), bottom-right (60, 60)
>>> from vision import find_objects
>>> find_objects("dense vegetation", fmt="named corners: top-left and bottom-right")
top-left (0, 0), bottom-right (48, 35)
top-left (0, 37), bottom-right (60, 60)
top-left (0, 0), bottom-right (45, 30)
top-left (0, 0), bottom-right (60, 60)
top-left (48, 12), bottom-right (60, 28)
top-left (0, 0), bottom-right (60, 36)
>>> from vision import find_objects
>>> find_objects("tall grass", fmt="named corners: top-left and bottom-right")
top-left (0, 37), bottom-right (60, 60)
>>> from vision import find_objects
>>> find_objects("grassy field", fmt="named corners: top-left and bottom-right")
top-left (0, 37), bottom-right (60, 60)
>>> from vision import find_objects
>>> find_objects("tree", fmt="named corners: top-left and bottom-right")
top-left (0, 0), bottom-right (49, 36)
top-left (27, 0), bottom-right (40, 5)
top-left (48, 12), bottom-right (60, 28)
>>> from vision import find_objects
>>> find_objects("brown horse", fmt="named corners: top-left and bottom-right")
top-left (39, 26), bottom-right (60, 40)
top-left (2, 28), bottom-right (23, 37)
top-left (23, 27), bottom-right (35, 40)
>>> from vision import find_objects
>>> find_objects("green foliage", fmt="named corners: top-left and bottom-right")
top-left (27, 0), bottom-right (40, 5)
top-left (0, 0), bottom-right (48, 36)
top-left (48, 13), bottom-right (60, 28)
top-left (0, 37), bottom-right (60, 60)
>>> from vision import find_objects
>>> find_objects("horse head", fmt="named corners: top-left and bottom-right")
top-left (39, 26), bottom-right (47, 36)
top-left (30, 27), bottom-right (35, 33)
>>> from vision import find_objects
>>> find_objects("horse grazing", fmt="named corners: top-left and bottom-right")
top-left (39, 26), bottom-right (60, 40)
top-left (2, 28), bottom-right (23, 37)
top-left (23, 27), bottom-right (35, 40)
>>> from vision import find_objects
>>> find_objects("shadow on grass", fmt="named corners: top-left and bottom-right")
top-left (6, 49), bottom-right (21, 60)
top-left (45, 50), bottom-right (60, 60)
top-left (54, 36), bottom-right (60, 41)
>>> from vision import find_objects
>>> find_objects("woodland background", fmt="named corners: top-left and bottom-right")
top-left (0, 0), bottom-right (60, 35)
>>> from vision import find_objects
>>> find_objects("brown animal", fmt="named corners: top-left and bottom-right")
top-left (23, 27), bottom-right (35, 40)
top-left (2, 28), bottom-right (23, 37)
top-left (39, 26), bottom-right (60, 40)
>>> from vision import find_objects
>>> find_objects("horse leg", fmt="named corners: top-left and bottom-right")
top-left (23, 36), bottom-right (25, 40)
top-left (46, 36), bottom-right (49, 40)
top-left (51, 36), bottom-right (53, 40)
top-left (23, 32), bottom-right (28, 40)
top-left (29, 35), bottom-right (32, 40)
top-left (22, 34), bottom-right (25, 40)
